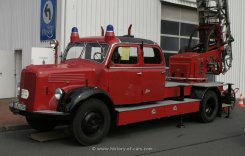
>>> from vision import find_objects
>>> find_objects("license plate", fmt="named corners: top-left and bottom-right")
top-left (10, 102), bottom-right (26, 111)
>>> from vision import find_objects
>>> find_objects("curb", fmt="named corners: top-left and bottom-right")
top-left (0, 124), bottom-right (30, 133)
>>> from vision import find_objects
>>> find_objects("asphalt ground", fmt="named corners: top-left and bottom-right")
top-left (0, 106), bottom-right (245, 156)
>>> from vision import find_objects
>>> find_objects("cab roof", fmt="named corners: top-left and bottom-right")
top-left (117, 36), bottom-right (155, 44)
top-left (76, 36), bottom-right (156, 45)
top-left (70, 25), bottom-right (156, 45)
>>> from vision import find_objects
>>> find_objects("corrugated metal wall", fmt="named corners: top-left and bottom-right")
top-left (0, 1), bottom-right (12, 51)
top-left (217, 0), bottom-right (245, 94)
top-left (62, 0), bottom-right (161, 50)
top-left (0, 0), bottom-right (62, 67)
top-left (0, 0), bottom-right (161, 68)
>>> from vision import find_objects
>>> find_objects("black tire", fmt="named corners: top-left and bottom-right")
top-left (26, 116), bottom-right (57, 132)
top-left (198, 90), bottom-right (219, 123)
top-left (70, 99), bottom-right (111, 145)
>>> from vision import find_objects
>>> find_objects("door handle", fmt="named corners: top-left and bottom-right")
top-left (161, 71), bottom-right (165, 74)
top-left (136, 72), bottom-right (143, 75)
top-left (0, 72), bottom-right (2, 75)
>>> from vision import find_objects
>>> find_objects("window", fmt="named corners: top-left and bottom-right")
top-left (181, 23), bottom-right (198, 37)
top-left (161, 20), bottom-right (179, 35)
top-left (180, 38), bottom-right (198, 48)
top-left (161, 36), bottom-right (179, 51)
top-left (64, 42), bottom-right (109, 63)
top-left (66, 46), bottom-right (84, 60)
top-left (91, 47), bottom-right (103, 59)
top-left (161, 20), bottom-right (198, 53)
top-left (112, 47), bottom-right (138, 64)
top-left (161, 5), bottom-right (199, 67)
top-left (143, 47), bottom-right (162, 64)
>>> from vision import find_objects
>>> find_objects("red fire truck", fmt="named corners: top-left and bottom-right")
top-left (10, 0), bottom-right (236, 145)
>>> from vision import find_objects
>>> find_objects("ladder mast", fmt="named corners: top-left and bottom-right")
top-left (196, 0), bottom-right (234, 73)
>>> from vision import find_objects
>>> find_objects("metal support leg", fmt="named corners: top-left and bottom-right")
top-left (217, 106), bottom-right (222, 117)
top-left (227, 83), bottom-right (233, 102)
top-left (225, 106), bottom-right (231, 118)
top-left (225, 83), bottom-right (233, 118)
top-left (178, 85), bottom-right (185, 101)
top-left (176, 115), bottom-right (185, 128)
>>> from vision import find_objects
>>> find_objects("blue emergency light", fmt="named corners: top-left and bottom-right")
top-left (106, 25), bottom-right (114, 32)
top-left (70, 27), bottom-right (79, 42)
top-left (72, 27), bottom-right (78, 33)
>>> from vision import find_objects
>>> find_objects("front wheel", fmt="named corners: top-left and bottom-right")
top-left (70, 99), bottom-right (111, 145)
top-left (198, 90), bottom-right (219, 123)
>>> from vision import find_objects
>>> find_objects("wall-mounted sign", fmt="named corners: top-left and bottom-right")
top-left (40, 0), bottom-right (56, 41)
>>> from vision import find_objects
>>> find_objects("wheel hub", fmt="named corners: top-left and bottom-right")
top-left (82, 112), bottom-right (103, 136)
top-left (205, 98), bottom-right (215, 116)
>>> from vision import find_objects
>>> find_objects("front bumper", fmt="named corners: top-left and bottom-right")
top-left (9, 101), bottom-right (26, 115)
top-left (9, 101), bottom-right (70, 120)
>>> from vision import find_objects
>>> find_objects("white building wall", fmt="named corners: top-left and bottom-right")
top-left (62, 0), bottom-right (161, 50)
top-left (0, 0), bottom-right (62, 67)
top-left (0, 1), bottom-right (12, 51)
top-left (217, 0), bottom-right (245, 94)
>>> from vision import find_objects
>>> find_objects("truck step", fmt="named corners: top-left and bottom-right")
top-left (30, 128), bottom-right (69, 142)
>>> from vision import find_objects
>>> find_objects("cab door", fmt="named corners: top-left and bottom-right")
top-left (108, 45), bottom-right (142, 105)
top-left (141, 46), bottom-right (165, 102)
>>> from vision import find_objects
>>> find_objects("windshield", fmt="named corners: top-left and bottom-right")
top-left (63, 42), bottom-right (109, 63)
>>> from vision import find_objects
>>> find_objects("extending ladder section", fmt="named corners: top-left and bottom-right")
top-left (196, 0), bottom-right (234, 73)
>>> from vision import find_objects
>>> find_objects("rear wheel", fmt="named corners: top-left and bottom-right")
top-left (198, 90), bottom-right (219, 123)
top-left (70, 99), bottom-right (111, 145)
top-left (26, 116), bottom-right (57, 132)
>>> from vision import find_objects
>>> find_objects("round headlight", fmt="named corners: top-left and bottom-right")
top-left (55, 88), bottom-right (63, 100)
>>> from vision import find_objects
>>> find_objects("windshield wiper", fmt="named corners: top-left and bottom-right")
top-left (79, 43), bottom-right (87, 58)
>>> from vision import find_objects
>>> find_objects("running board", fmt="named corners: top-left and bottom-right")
top-left (116, 98), bottom-right (201, 126)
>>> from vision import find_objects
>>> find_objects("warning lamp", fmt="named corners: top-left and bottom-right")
top-left (70, 27), bottom-right (79, 42)
top-left (72, 27), bottom-right (78, 33)
top-left (106, 25), bottom-right (114, 32)
top-left (105, 24), bottom-right (115, 41)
